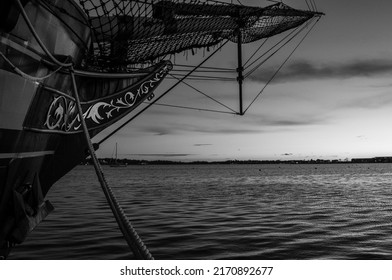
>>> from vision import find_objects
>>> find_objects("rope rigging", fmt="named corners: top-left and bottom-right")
top-left (244, 19), bottom-right (313, 79)
top-left (166, 12), bottom-right (316, 85)
top-left (173, 64), bottom-right (235, 71)
top-left (304, 0), bottom-right (311, 11)
top-left (164, 23), bottom-right (306, 84)
top-left (97, 39), bottom-right (231, 145)
top-left (166, 73), bottom-right (238, 113)
top-left (243, 17), bottom-right (320, 114)
top-left (172, 69), bottom-right (235, 73)
top-left (169, 73), bottom-right (235, 81)
top-left (310, 0), bottom-right (317, 12)
top-left (77, 0), bottom-right (320, 68)
top-left (144, 9), bottom-right (322, 117)
top-left (312, 1), bottom-right (318, 12)
top-left (243, 26), bottom-right (302, 77)
top-left (305, 0), bottom-right (319, 12)
top-left (243, 38), bottom-right (269, 68)
top-left (150, 102), bottom-right (237, 115)
top-left (69, 0), bottom-right (323, 122)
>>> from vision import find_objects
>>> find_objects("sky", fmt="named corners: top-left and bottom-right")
top-left (95, 0), bottom-right (392, 162)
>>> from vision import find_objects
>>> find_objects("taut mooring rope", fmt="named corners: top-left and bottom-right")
top-left (70, 66), bottom-right (154, 260)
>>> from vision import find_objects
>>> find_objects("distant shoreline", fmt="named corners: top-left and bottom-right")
top-left (81, 157), bottom-right (392, 165)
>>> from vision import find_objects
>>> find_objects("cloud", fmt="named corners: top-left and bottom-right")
top-left (247, 112), bottom-right (329, 127)
top-left (205, 127), bottom-right (263, 134)
top-left (135, 110), bottom-right (329, 139)
top-left (139, 124), bottom-right (263, 135)
top-left (138, 127), bottom-right (177, 136)
top-left (249, 59), bottom-right (392, 82)
top-left (339, 91), bottom-right (392, 110)
top-left (262, 119), bottom-right (321, 126)
top-left (368, 82), bottom-right (392, 88)
top-left (194, 144), bottom-right (212, 146)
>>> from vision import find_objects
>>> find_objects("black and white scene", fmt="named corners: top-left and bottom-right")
top-left (1, 0), bottom-right (392, 264)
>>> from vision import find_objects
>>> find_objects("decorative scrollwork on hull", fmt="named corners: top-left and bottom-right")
top-left (39, 63), bottom-right (171, 133)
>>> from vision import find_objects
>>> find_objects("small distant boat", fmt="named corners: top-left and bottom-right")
top-left (110, 143), bottom-right (127, 167)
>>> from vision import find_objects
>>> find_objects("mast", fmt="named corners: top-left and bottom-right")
top-left (237, 29), bottom-right (244, 115)
top-left (115, 143), bottom-right (118, 162)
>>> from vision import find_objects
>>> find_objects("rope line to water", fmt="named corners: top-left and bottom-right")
top-left (70, 66), bottom-right (153, 260)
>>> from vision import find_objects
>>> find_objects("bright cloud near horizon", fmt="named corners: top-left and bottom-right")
top-left (96, 0), bottom-right (392, 161)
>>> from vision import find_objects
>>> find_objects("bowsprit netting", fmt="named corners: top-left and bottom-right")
top-left (78, 0), bottom-right (320, 68)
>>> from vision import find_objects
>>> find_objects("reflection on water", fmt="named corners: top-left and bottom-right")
top-left (10, 163), bottom-right (392, 259)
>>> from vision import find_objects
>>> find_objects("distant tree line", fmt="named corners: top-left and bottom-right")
top-left (79, 157), bottom-right (392, 165)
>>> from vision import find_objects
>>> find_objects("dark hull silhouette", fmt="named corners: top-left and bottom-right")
top-left (0, 0), bottom-right (170, 257)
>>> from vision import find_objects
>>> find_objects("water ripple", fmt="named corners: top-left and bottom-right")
top-left (9, 163), bottom-right (392, 259)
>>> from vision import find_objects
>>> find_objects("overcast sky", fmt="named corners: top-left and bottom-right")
top-left (95, 0), bottom-right (392, 161)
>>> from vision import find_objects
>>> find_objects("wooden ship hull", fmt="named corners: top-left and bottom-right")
top-left (0, 0), bottom-right (171, 258)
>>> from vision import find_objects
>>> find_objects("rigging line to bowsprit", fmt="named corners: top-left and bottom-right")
top-left (168, 76), bottom-right (235, 82)
top-left (137, 24), bottom-right (316, 117)
top-left (243, 25), bottom-right (301, 73)
top-left (243, 38), bottom-right (269, 68)
top-left (244, 20), bottom-right (311, 79)
top-left (97, 40), bottom-right (230, 145)
top-left (172, 69), bottom-right (235, 73)
top-left (304, 0), bottom-right (311, 11)
top-left (173, 64), bottom-right (235, 72)
top-left (172, 69), bottom-right (235, 74)
top-left (311, 0), bottom-right (317, 12)
top-left (243, 17), bottom-right (320, 114)
top-left (145, 102), bottom-right (238, 115)
top-left (312, 0), bottom-right (318, 12)
top-left (309, 0), bottom-right (315, 11)
top-left (168, 73), bottom-right (235, 81)
top-left (307, 0), bottom-right (317, 12)
top-left (243, 2), bottom-right (323, 74)
top-left (167, 73), bottom-right (238, 113)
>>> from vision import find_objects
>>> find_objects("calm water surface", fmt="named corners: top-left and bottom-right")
top-left (9, 163), bottom-right (392, 259)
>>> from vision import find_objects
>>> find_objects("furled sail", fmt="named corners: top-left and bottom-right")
top-left (78, 0), bottom-right (322, 68)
